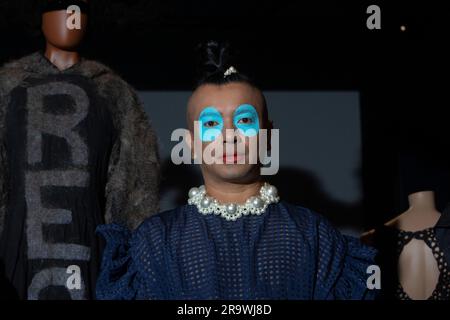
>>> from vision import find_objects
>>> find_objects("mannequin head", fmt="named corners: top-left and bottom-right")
top-left (41, 0), bottom-right (89, 51)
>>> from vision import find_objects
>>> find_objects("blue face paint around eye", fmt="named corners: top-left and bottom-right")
top-left (233, 104), bottom-right (260, 137)
top-left (198, 106), bottom-right (224, 142)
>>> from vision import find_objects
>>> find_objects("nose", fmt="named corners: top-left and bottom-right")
top-left (223, 117), bottom-right (238, 144)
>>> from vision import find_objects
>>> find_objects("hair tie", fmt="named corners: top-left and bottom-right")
top-left (224, 66), bottom-right (238, 78)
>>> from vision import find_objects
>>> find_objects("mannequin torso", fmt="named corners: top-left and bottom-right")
top-left (363, 191), bottom-right (445, 300)
top-left (387, 191), bottom-right (441, 299)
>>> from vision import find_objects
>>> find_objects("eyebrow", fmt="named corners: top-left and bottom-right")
top-left (200, 111), bottom-right (221, 117)
top-left (199, 109), bottom-right (222, 118)
top-left (234, 111), bottom-right (256, 117)
top-left (234, 108), bottom-right (258, 116)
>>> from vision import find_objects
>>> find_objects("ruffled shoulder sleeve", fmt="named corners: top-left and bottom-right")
top-left (333, 235), bottom-right (378, 300)
top-left (95, 224), bottom-right (141, 300)
top-left (96, 219), bottom-right (170, 300)
top-left (313, 214), bottom-right (379, 300)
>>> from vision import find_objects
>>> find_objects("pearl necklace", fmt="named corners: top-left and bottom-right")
top-left (187, 183), bottom-right (280, 221)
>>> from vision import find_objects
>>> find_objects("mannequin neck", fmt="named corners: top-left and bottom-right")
top-left (44, 42), bottom-right (80, 71)
top-left (387, 191), bottom-right (441, 231)
top-left (408, 191), bottom-right (436, 211)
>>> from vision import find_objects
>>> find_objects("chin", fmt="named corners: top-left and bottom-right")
top-left (211, 164), bottom-right (259, 183)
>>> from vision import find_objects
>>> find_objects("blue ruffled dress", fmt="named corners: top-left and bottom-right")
top-left (96, 202), bottom-right (377, 300)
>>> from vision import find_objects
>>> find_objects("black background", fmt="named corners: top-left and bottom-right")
top-left (1, 0), bottom-right (449, 229)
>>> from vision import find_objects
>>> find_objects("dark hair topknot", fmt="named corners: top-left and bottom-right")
top-left (195, 40), bottom-right (254, 89)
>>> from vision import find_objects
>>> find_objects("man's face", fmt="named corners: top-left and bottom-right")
top-left (42, 0), bottom-right (88, 50)
top-left (187, 82), bottom-right (268, 184)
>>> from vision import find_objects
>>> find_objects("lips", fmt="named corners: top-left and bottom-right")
top-left (222, 153), bottom-right (244, 164)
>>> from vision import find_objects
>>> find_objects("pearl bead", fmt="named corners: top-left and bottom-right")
top-left (252, 196), bottom-right (263, 208)
top-left (266, 185), bottom-right (277, 197)
top-left (226, 203), bottom-right (237, 214)
top-left (188, 187), bottom-right (199, 198)
top-left (201, 197), bottom-right (211, 208)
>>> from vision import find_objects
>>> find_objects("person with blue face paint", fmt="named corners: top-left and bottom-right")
top-left (96, 41), bottom-right (379, 300)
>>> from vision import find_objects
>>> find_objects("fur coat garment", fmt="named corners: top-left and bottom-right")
top-left (0, 52), bottom-right (160, 299)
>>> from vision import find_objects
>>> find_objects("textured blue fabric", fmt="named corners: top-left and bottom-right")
top-left (96, 202), bottom-right (377, 300)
